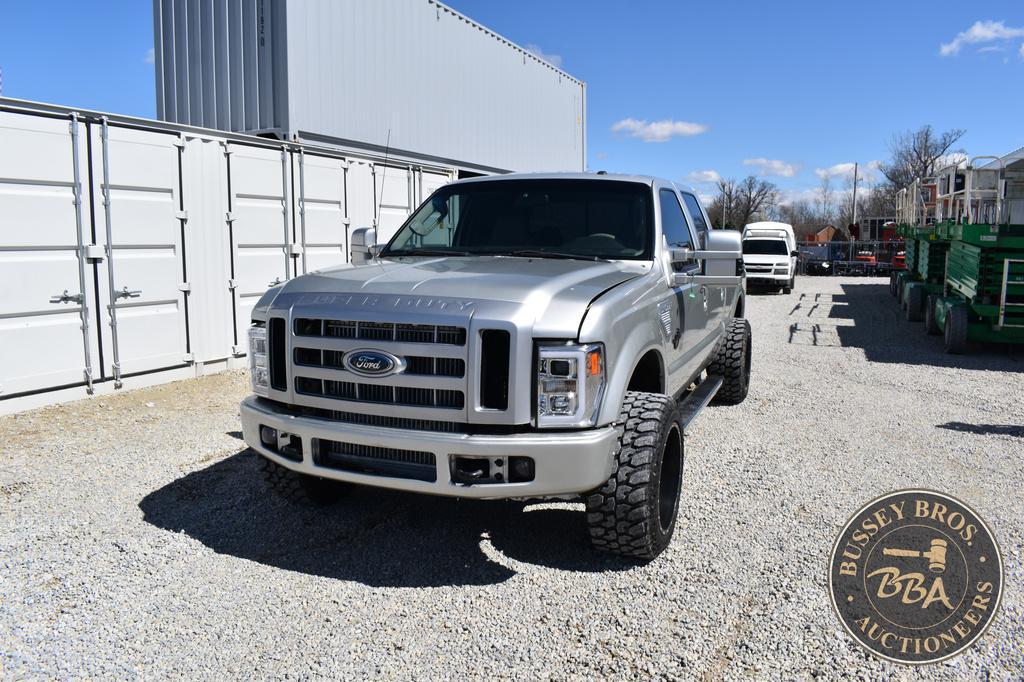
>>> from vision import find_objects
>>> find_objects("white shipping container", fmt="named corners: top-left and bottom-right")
top-left (0, 98), bottom-right (454, 414)
top-left (154, 0), bottom-right (586, 174)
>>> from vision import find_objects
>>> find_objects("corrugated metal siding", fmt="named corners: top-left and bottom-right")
top-left (154, 0), bottom-right (286, 134)
top-left (155, 0), bottom-right (585, 173)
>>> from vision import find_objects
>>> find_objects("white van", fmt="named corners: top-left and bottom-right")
top-left (742, 221), bottom-right (797, 294)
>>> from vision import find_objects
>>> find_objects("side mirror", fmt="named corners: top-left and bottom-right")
top-left (350, 227), bottom-right (378, 265)
top-left (791, 250), bottom-right (799, 257)
top-left (670, 230), bottom-right (743, 286)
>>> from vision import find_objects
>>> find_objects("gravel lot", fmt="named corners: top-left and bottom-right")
top-left (2, 276), bottom-right (1022, 679)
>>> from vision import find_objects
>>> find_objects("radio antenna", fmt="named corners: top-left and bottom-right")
top-left (375, 128), bottom-right (392, 231)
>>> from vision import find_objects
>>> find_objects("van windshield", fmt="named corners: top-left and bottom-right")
top-left (383, 179), bottom-right (654, 260)
top-left (743, 239), bottom-right (789, 255)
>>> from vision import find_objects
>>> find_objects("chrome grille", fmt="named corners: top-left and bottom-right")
top-left (285, 315), bottom-right (474, 421)
top-left (293, 348), bottom-right (465, 377)
top-left (295, 318), bottom-right (467, 345)
top-left (295, 377), bottom-right (465, 409)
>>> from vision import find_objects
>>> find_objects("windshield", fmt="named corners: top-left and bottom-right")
top-left (742, 239), bottom-right (789, 256)
top-left (383, 179), bottom-right (654, 260)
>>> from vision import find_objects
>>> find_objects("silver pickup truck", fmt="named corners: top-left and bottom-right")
top-left (241, 173), bottom-right (751, 559)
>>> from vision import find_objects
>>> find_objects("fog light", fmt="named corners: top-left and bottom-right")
top-left (509, 456), bottom-right (535, 483)
top-left (260, 425), bottom-right (277, 447)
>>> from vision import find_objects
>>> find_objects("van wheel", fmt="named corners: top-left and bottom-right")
top-left (889, 273), bottom-right (898, 297)
top-left (944, 305), bottom-right (969, 354)
top-left (585, 392), bottom-right (683, 561)
top-left (708, 318), bottom-right (752, 405)
top-left (257, 453), bottom-right (348, 506)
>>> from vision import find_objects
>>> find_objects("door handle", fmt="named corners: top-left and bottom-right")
top-left (50, 290), bottom-right (84, 304)
top-left (115, 287), bottom-right (142, 300)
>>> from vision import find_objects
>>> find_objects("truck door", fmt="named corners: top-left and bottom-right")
top-left (658, 188), bottom-right (712, 387)
top-left (681, 192), bottom-right (731, 329)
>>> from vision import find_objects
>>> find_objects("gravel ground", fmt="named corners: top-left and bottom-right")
top-left (1, 276), bottom-right (1022, 679)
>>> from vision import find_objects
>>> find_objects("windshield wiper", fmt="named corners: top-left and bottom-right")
top-left (501, 249), bottom-right (609, 262)
top-left (382, 248), bottom-right (474, 257)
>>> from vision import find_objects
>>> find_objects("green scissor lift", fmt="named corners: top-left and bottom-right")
top-left (916, 157), bottom-right (1024, 353)
top-left (892, 178), bottom-right (940, 317)
top-left (898, 225), bottom-right (949, 321)
top-left (927, 222), bottom-right (1024, 352)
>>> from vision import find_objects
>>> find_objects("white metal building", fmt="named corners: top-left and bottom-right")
top-left (153, 0), bottom-right (587, 174)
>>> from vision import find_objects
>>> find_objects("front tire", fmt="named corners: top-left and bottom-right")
top-left (586, 392), bottom-right (684, 561)
top-left (257, 454), bottom-right (348, 506)
top-left (708, 318), bottom-right (752, 405)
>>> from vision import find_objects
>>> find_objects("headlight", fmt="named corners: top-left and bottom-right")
top-left (249, 324), bottom-right (269, 396)
top-left (536, 343), bottom-right (605, 428)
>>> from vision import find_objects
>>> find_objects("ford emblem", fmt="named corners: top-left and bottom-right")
top-left (344, 349), bottom-right (403, 377)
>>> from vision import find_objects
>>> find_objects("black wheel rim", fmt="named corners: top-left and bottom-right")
top-left (658, 425), bottom-right (683, 533)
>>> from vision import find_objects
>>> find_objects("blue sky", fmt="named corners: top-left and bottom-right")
top-left (2, 1), bottom-right (1022, 203)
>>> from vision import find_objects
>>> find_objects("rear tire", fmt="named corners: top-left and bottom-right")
top-left (897, 277), bottom-right (906, 305)
top-left (944, 305), bottom-right (969, 354)
top-left (708, 318), bottom-right (752, 405)
top-left (257, 453), bottom-right (348, 506)
top-left (586, 392), bottom-right (684, 561)
top-left (924, 295), bottom-right (940, 335)
top-left (905, 286), bottom-right (924, 322)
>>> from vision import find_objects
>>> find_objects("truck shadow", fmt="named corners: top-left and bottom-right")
top-left (788, 281), bottom-right (1023, 371)
top-left (139, 449), bottom-right (636, 587)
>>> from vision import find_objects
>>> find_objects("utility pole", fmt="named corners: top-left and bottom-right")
top-left (851, 162), bottom-right (859, 234)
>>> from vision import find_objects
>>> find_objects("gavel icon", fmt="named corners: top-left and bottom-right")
top-left (882, 538), bottom-right (948, 573)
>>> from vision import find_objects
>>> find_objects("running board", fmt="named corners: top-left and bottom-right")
top-left (677, 376), bottom-right (723, 434)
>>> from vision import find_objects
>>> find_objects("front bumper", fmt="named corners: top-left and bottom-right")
top-left (240, 396), bottom-right (618, 499)
top-left (745, 272), bottom-right (790, 282)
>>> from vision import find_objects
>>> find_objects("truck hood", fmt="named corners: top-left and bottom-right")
top-left (259, 256), bottom-right (647, 337)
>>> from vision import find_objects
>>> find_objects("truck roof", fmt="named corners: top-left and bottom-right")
top-left (449, 172), bottom-right (695, 193)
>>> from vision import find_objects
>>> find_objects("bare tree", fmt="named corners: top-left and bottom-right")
top-left (815, 175), bottom-right (835, 226)
top-left (707, 175), bottom-right (778, 228)
top-left (879, 125), bottom-right (966, 189)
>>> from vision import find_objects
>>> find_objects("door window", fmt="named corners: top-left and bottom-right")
top-left (659, 189), bottom-right (697, 272)
top-left (681, 193), bottom-right (709, 245)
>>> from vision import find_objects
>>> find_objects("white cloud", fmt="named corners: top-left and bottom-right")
top-left (940, 20), bottom-right (1024, 56)
top-left (815, 162), bottom-right (857, 180)
top-left (524, 44), bottom-right (563, 68)
top-left (743, 157), bottom-right (799, 178)
top-left (978, 45), bottom-right (1006, 53)
top-left (685, 169), bottom-right (721, 184)
top-left (611, 118), bottom-right (708, 142)
top-left (1020, 43), bottom-right (1024, 58)
top-left (145, 47), bottom-right (155, 64)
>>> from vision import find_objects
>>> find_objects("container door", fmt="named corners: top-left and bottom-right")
top-left (373, 164), bottom-right (413, 245)
top-left (227, 143), bottom-right (292, 345)
top-left (92, 122), bottom-right (189, 380)
top-left (346, 160), bottom-right (376, 238)
top-left (297, 152), bottom-right (349, 274)
top-left (419, 169), bottom-right (453, 204)
top-left (0, 111), bottom-right (100, 397)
